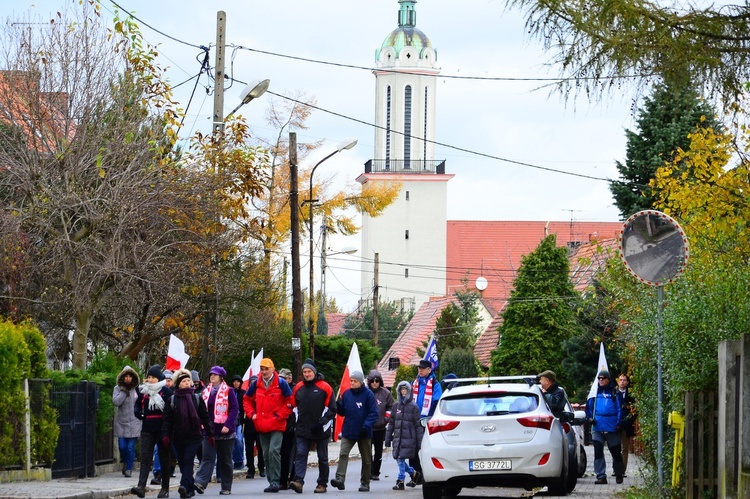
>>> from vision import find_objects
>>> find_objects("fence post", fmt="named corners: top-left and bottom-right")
top-left (740, 334), bottom-right (750, 497)
top-left (24, 378), bottom-right (31, 473)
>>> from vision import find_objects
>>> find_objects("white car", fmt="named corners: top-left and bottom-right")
top-left (419, 376), bottom-right (574, 498)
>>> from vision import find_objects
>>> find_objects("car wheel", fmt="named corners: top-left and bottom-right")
top-left (422, 482), bottom-right (442, 499)
top-left (565, 465), bottom-right (578, 493)
top-left (443, 486), bottom-right (461, 497)
top-left (548, 467), bottom-right (569, 496)
top-left (577, 444), bottom-right (587, 478)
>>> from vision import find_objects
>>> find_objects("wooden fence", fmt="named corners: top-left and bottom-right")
top-left (683, 391), bottom-right (718, 498)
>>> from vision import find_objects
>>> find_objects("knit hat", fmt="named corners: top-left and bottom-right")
top-left (301, 358), bottom-right (317, 375)
top-left (538, 370), bottom-right (556, 382)
top-left (209, 365), bottom-right (227, 378)
top-left (162, 370), bottom-right (173, 380)
top-left (191, 370), bottom-right (200, 382)
top-left (598, 370), bottom-right (611, 380)
top-left (279, 368), bottom-right (292, 378)
top-left (147, 364), bottom-right (164, 381)
top-left (350, 370), bottom-right (365, 384)
top-left (260, 358), bottom-right (275, 370)
top-left (174, 368), bottom-right (193, 387)
top-left (230, 375), bottom-right (243, 384)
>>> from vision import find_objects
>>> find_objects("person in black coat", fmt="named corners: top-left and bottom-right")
top-left (385, 381), bottom-right (423, 490)
top-left (230, 375), bottom-right (246, 470)
top-left (163, 369), bottom-right (212, 498)
top-left (132, 365), bottom-right (173, 499)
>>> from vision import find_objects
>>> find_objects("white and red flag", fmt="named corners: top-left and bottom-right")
top-left (165, 334), bottom-right (190, 371)
top-left (241, 348), bottom-right (263, 390)
top-left (333, 342), bottom-right (363, 441)
top-left (587, 342), bottom-right (610, 400)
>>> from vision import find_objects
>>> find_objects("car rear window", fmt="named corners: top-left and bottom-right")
top-left (441, 392), bottom-right (539, 416)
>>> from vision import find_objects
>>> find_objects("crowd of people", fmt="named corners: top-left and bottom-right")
top-left (113, 357), bottom-right (636, 497)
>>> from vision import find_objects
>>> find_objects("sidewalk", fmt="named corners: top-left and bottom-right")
top-left (0, 439), bottom-right (350, 499)
top-left (0, 440), bottom-right (646, 499)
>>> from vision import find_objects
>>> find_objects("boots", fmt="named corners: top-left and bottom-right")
top-left (392, 480), bottom-right (405, 490)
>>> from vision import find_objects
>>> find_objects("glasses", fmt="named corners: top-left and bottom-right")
top-left (370, 379), bottom-right (380, 383)
top-left (598, 376), bottom-right (607, 380)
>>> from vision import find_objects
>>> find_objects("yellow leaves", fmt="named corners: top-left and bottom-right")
top-left (653, 119), bottom-right (750, 264)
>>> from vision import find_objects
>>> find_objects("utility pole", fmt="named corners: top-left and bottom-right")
top-left (290, 132), bottom-right (303, 382)
top-left (203, 11), bottom-right (226, 377)
top-left (373, 253), bottom-right (379, 347)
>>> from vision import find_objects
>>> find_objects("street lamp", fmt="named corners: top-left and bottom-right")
top-left (306, 138), bottom-right (357, 360)
top-left (226, 79), bottom-right (270, 120)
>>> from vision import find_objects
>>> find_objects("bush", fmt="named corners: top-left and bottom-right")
top-left (0, 319), bottom-right (58, 468)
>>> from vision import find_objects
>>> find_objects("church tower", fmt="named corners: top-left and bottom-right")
top-left (358, 0), bottom-right (453, 311)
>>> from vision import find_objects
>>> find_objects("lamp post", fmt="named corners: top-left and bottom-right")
top-left (306, 139), bottom-right (357, 360)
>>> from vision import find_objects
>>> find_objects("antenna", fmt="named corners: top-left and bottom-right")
top-left (563, 209), bottom-right (583, 242)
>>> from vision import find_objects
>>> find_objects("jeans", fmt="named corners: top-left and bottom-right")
top-left (371, 428), bottom-right (386, 477)
top-left (259, 431), bottom-right (283, 487)
top-left (293, 436), bottom-right (329, 486)
top-left (334, 437), bottom-right (372, 486)
top-left (137, 430), bottom-right (170, 489)
top-left (118, 437), bottom-right (137, 472)
top-left (232, 425), bottom-right (245, 467)
top-left (174, 440), bottom-right (201, 493)
top-left (396, 458), bottom-right (414, 481)
top-left (280, 430), bottom-right (296, 486)
top-left (195, 437), bottom-right (235, 491)
top-left (592, 430), bottom-right (624, 479)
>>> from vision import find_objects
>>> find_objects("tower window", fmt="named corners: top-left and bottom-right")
top-left (386, 86), bottom-right (392, 169)
top-left (405, 268), bottom-right (409, 278)
top-left (405, 190), bottom-right (409, 201)
top-left (404, 85), bottom-right (412, 169)
top-left (405, 230), bottom-right (409, 239)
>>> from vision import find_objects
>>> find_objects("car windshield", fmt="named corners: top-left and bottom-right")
top-left (441, 391), bottom-right (539, 416)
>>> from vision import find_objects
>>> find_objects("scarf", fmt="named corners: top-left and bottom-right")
top-left (413, 376), bottom-right (433, 417)
top-left (175, 387), bottom-right (201, 431)
top-left (139, 380), bottom-right (166, 411)
top-left (203, 381), bottom-right (230, 424)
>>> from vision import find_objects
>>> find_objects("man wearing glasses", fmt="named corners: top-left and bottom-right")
top-left (585, 370), bottom-right (625, 485)
top-left (244, 358), bottom-right (293, 493)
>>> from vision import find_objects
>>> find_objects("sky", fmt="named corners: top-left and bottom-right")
top-left (3, 0), bottom-right (640, 312)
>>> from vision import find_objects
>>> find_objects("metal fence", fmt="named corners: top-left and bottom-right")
top-left (49, 380), bottom-right (98, 478)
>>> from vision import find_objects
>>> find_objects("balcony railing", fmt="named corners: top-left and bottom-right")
top-left (364, 159), bottom-right (446, 174)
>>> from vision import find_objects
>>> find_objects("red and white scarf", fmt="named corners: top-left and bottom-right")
top-left (203, 381), bottom-right (230, 424)
top-left (413, 377), bottom-right (433, 417)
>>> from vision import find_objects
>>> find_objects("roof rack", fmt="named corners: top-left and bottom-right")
top-left (442, 375), bottom-right (539, 389)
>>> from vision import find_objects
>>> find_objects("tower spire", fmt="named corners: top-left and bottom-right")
top-left (398, 0), bottom-right (417, 28)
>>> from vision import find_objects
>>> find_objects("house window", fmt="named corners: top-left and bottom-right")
top-left (388, 358), bottom-right (400, 370)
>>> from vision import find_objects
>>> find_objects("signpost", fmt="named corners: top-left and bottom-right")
top-left (618, 210), bottom-right (689, 487)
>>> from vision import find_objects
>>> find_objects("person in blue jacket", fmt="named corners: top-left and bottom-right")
top-left (586, 370), bottom-right (625, 485)
top-left (330, 370), bottom-right (379, 492)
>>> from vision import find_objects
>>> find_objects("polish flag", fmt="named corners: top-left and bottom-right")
top-left (333, 342), bottom-right (363, 441)
top-left (587, 342), bottom-right (610, 400)
top-left (165, 334), bottom-right (190, 371)
top-left (241, 348), bottom-right (263, 390)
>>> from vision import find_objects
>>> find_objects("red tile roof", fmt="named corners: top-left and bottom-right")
top-left (446, 221), bottom-right (623, 311)
top-left (376, 295), bottom-right (455, 388)
top-left (325, 313), bottom-right (348, 336)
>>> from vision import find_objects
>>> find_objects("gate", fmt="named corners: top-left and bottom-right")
top-left (50, 381), bottom-right (98, 478)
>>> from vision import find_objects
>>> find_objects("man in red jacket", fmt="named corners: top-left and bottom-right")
top-left (244, 358), bottom-right (293, 493)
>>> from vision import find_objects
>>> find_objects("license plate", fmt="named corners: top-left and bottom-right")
top-left (469, 459), bottom-right (512, 471)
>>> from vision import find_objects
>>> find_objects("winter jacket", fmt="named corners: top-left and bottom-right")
top-left (162, 388), bottom-right (212, 446)
top-left (231, 375), bottom-right (246, 426)
top-left (202, 381), bottom-right (239, 440)
top-left (368, 370), bottom-right (394, 431)
top-left (336, 384), bottom-right (378, 440)
top-left (413, 372), bottom-right (442, 418)
top-left (113, 366), bottom-right (142, 438)
top-left (586, 383), bottom-right (621, 433)
top-left (135, 382), bottom-right (173, 434)
top-left (244, 372), bottom-right (293, 433)
top-left (292, 373), bottom-right (336, 440)
top-left (617, 388), bottom-right (636, 437)
top-left (543, 382), bottom-right (569, 418)
top-left (386, 381), bottom-right (424, 460)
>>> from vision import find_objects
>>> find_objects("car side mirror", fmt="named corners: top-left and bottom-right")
top-left (559, 411), bottom-right (575, 423)
top-left (571, 410), bottom-right (587, 426)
